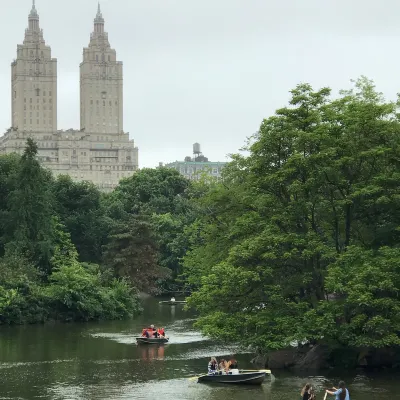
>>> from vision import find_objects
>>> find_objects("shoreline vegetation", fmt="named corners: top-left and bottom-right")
top-left (1, 77), bottom-right (400, 368)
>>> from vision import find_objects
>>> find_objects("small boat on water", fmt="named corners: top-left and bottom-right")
top-left (136, 337), bottom-right (169, 345)
top-left (197, 371), bottom-right (266, 385)
top-left (159, 300), bottom-right (186, 305)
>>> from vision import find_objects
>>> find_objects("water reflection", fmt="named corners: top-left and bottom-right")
top-left (139, 344), bottom-right (165, 361)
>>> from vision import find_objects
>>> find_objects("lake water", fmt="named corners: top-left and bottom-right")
top-left (0, 297), bottom-right (398, 399)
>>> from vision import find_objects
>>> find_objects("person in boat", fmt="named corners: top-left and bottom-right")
top-left (218, 359), bottom-right (227, 372)
top-left (171, 297), bottom-right (176, 302)
top-left (326, 381), bottom-right (350, 400)
top-left (157, 327), bottom-right (165, 338)
top-left (150, 325), bottom-right (160, 338)
top-left (301, 383), bottom-right (316, 400)
top-left (208, 357), bottom-right (218, 374)
top-left (225, 357), bottom-right (238, 373)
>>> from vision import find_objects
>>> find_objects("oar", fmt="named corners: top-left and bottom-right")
top-left (323, 392), bottom-right (327, 400)
top-left (239, 369), bottom-right (272, 374)
top-left (188, 374), bottom-right (207, 381)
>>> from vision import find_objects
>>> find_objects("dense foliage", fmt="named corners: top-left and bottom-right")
top-left (0, 140), bottom-right (192, 324)
top-left (183, 78), bottom-right (400, 351)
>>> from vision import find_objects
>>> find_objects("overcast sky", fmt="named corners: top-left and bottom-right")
top-left (1, 0), bottom-right (399, 167)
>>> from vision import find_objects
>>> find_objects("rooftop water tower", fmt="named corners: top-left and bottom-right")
top-left (193, 143), bottom-right (201, 157)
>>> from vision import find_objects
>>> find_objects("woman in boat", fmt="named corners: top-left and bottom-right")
top-left (326, 381), bottom-right (350, 400)
top-left (301, 383), bottom-right (316, 400)
top-left (225, 357), bottom-right (238, 374)
top-left (208, 357), bottom-right (218, 374)
top-left (218, 359), bottom-right (227, 373)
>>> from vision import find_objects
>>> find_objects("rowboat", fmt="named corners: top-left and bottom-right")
top-left (197, 371), bottom-right (266, 385)
top-left (136, 337), bottom-right (169, 344)
top-left (158, 300), bottom-right (187, 305)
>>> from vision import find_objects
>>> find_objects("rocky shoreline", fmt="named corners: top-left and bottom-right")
top-left (251, 344), bottom-right (400, 370)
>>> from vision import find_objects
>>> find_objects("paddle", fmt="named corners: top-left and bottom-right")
top-left (239, 369), bottom-right (272, 374)
top-left (188, 374), bottom-right (207, 381)
top-left (323, 392), bottom-right (327, 400)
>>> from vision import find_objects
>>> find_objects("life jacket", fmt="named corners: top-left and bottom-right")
top-left (158, 328), bottom-right (165, 336)
top-left (141, 329), bottom-right (147, 337)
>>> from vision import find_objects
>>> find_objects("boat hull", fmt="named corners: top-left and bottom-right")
top-left (136, 337), bottom-right (169, 344)
top-left (197, 372), bottom-right (266, 385)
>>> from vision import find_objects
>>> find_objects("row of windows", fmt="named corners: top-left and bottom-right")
top-left (24, 105), bottom-right (52, 111)
top-left (25, 112), bottom-right (51, 117)
top-left (182, 168), bottom-right (221, 174)
top-left (95, 54), bottom-right (112, 62)
top-left (24, 98), bottom-right (52, 103)
top-left (89, 100), bottom-right (118, 106)
top-left (23, 119), bottom-right (52, 125)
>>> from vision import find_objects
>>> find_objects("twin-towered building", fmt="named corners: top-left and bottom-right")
top-left (0, 2), bottom-right (138, 191)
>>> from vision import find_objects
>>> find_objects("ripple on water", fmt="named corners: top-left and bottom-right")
top-left (48, 378), bottom-right (273, 400)
top-left (89, 329), bottom-right (207, 345)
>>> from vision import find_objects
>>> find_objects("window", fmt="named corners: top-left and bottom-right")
top-left (96, 100), bottom-right (99, 105)
top-left (30, 98), bottom-right (32, 103)
top-left (108, 55), bottom-right (110, 62)
top-left (103, 100), bottom-right (105, 106)
top-left (24, 98), bottom-right (26, 103)
top-left (101, 54), bottom-right (105, 62)
top-left (37, 119), bottom-right (39, 124)
top-left (35, 88), bottom-right (40, 96)
top-left (96, 55), bottom-right (98, 62)
top-left (90, 100), bottom-right (93, 105)
top-left (43, 91), bottom-right (46, 96)
top-left (49, 91), bottom-right (52, 96)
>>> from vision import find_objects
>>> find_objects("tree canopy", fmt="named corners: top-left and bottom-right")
top-left (183, 77), bottom-right (400, 350)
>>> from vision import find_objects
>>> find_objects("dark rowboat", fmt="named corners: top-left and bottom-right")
top-left (136, 337), bottom-right (169, 344)
top-left (197, 371), bottom-right (266, 385)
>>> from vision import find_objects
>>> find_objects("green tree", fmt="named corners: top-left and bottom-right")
top-left (103, 213), bottom-right (170, 293)
top-left (5, 139), bottom-right (55, 274)
top-left (184, 77), bottom-right (400, 351)
top-left (0, 153), bottom-right (20, 256)
top-left (52, 175), bottom-right (109, 263)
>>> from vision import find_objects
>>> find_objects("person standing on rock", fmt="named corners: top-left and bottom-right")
top-left (326, 381), bottom-right (350, 400)
top-left (301, 383), bottom-right (316, 400)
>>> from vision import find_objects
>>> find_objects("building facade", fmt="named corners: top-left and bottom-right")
top-left (0, 2), bottom-right (138, 192)
top-left (162, 143), bottom-right (227, 181)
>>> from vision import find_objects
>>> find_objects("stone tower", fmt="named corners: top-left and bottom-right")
top-left (11, 1), bottom-right (57, 132)
top-left (80, 3), bottom-right (123, 134)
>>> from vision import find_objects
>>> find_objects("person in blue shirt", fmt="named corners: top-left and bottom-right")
top-left (326, 381), bottom-right (350, 400)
